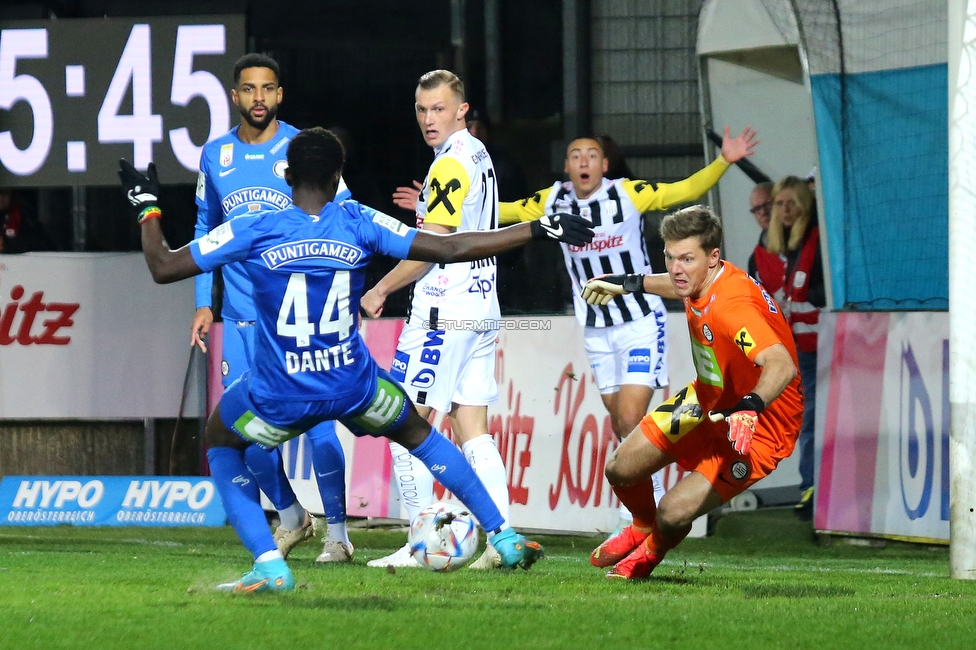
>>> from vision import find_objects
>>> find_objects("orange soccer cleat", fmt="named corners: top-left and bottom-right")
top-left (605, 543), bottom-right (664, 580)
top-left (590, 525), bottom-right (650, 568)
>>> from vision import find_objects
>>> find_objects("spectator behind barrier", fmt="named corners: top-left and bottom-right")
top-left (746, 181), bottom-right (773, 279)
top-left (752, 175), bottom-right (824, 521)
top-left (0, 188), bottom-right (53, 254)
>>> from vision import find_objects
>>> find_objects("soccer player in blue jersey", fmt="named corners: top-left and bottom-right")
top-left (120, 127), bottom-right (593, 591)
top-left (190, 54), bottom-right (353, 562)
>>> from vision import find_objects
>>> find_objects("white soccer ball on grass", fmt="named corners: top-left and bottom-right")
top-left (408, 502), bottom-right (480, 572)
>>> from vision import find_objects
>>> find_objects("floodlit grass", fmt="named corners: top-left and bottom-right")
top-left (0, 510), bottom-right (972, 649)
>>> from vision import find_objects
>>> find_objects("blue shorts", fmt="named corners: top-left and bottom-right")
top-left (219, 363), bottom-right (412, 449)
top-left (221, 321), bottom-right (255, 388)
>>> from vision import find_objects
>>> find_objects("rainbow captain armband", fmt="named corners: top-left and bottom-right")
top-left (137, 206), bottom-right (162, 224)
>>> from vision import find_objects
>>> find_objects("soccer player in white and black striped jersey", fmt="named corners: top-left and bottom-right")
top-left (499, 127), bottom-right (758, 533)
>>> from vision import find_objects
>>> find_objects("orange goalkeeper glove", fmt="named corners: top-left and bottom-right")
top-left (708, 392), bottom-right (765, 455)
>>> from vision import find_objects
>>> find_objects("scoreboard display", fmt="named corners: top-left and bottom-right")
top-left (0, 16), bottom-right (245, 187)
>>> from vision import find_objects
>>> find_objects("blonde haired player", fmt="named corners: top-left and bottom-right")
top-left (362, 70), bottom-right (514, 569)
top-left (582, 205), bottom-right (802, 579)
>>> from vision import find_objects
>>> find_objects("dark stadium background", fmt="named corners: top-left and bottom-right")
top-left (0, 0), bottom-right (695, 315)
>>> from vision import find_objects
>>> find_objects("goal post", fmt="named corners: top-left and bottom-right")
top-left (949, 0), bottom-right (976, 580)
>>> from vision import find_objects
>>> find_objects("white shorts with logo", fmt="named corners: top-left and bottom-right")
top-left (584, 309), bottom-right (669, 395)
top-left (390, 323), bottom-right (499, 413)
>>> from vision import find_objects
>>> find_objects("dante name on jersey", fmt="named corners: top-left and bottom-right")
top-left (285, 341), bottom-right (355, 375)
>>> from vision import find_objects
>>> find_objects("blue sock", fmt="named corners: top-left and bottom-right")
top-left (208, 447), bottom-right (278, 560)
top-left (244, 444), bottom-right (298, 511)
top-left (307, 421), bottom-right (347, 525)
top-left (409, 427), bottom-right (504, 533)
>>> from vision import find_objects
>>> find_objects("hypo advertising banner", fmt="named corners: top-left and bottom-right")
top-left (0, 476), bottom-right (226, 526)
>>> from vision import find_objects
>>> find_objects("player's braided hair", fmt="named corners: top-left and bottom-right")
top-left (660, 205), bottom-right (723, 252)
top-left (287, 127), bottom-right (345, 191)
top-left (234, 53), bottom-right (280, 84)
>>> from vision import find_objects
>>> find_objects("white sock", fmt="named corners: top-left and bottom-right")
top-left (389, 441), bottom-right (435, 524)
top-left (651, 470), bottom-right (666, 506)
top-left (327, 520), bottom-right (350, 546)
top-left (255, 549), bottom-right (283, 563)
top-left (278, 501), bottom-right (305, 531)
top-left (461, 434), bottom-right (510, 529)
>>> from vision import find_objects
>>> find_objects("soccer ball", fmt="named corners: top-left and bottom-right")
top-left (408, 502), bottom-right (479, 572)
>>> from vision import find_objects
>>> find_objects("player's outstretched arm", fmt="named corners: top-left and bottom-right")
top-left (406, 213), bottom-right (594, 264)
top-left (119, 159), bottom-right (201, 284)
top-left (628, 125), bottom-right (759, 212)
top-left (581, 272), bottom-right (679, 305)
top-left (363, 221), bottom-right (455, 317)
top-left (720, 125), bottom-right (759, 164)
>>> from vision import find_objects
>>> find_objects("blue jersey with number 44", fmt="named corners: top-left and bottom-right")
top-left (189, 200), bottom-right (416, 401)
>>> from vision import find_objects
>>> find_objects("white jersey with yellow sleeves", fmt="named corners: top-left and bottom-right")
top-left (410, 128), bottom-right (500, 329)
top-left (499, 156), bottom-right (731, 328)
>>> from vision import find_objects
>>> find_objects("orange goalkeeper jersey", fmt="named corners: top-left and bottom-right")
top-left (684, 261), bottom-right (803, 447)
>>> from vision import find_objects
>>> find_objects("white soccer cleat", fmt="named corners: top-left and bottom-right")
top-left (467, 542), bottom-right (502, 570)
top-left (366, 542), bottom-right (422, 568)
top-left (316, 539), bottom-right (354, 563)
top-left (272, 513), bottom-right (314, 559)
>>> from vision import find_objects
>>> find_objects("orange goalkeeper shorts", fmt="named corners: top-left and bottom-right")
top-left (639, 383), bottom-right (798, 503)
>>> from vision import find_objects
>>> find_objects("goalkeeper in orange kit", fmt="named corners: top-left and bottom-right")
top-left (581, 204), bottom-right (803, 580)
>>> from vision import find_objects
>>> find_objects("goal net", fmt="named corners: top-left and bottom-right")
top-left (758, 0), bottom-right (948, 310)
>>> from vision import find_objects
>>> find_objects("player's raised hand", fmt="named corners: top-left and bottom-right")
top-left (720, 125), bottom-right (759, 164)
top-left (581, 273), bottom-right (644, 306)
top-left (393, 180), bottom-right (422, 211)
top-left (118, 159), bottom-right (161, 223)
top-left (708, 392), bottom-right (765, 455)
top-left (529, 212), bottom-right (594, 247)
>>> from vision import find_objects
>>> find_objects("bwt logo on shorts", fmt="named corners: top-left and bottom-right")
top-left (627, 348), bottom-right (651, 373)
top-left (409, 330), bottom-right (445, 388)
top-left (410, 368), bottom-right (436, 388)
top-left (420, 330), bottom-right (445, 366)
top-left (391, 351), bottom-right (409, 382)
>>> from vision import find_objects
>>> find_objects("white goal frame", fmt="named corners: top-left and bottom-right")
top-left (949, 0), bottom-right (976, 580)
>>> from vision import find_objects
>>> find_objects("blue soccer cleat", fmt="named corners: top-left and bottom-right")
top-left (490, 528), bottom-right (545, 570)
top-left (215, 558), bottom-right (295, 594)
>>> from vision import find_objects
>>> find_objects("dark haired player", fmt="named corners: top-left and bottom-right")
top-left (497, 128), bottom-right (758, 536)
top-left (120, 127), bottom-right (593, 591)
top-left (190, 54), bottom-right (352, 562)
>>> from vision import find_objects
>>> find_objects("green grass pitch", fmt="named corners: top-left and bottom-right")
top-left (1, 509), bottom-right (973, 649)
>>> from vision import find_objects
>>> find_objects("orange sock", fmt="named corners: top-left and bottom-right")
top-left (644, 520), bottom-right (692, 557)
top-left (611, 479), bottom-right (657, 532)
